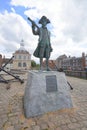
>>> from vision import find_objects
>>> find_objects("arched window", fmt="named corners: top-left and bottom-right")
top-left (18, 62), bottom-right (21, 67)
top-left (23, 62), bottom-right (26, 67)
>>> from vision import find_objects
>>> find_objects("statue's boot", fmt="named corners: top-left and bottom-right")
top-left (46, 67), bottom-right (50, 71)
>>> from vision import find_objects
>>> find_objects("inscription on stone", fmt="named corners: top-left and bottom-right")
top-left (46, 75), bottom-right (57, 92)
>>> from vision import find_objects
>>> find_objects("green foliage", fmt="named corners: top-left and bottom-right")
top-left (31, 60), bottom-right (40, 70)
top-left (35, 64), bottom-right (40, 70)
top-left (31, 60), bottom-right (36, 67)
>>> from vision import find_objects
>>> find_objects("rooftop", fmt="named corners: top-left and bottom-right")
top-left (15, 40), bottom-right (30, 55)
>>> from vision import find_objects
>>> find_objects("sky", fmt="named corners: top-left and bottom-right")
top-left (0, 0), bottom-right (87, 62)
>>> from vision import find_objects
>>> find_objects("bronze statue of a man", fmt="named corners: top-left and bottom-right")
top-left (28, 16), bottom-right (52, 71)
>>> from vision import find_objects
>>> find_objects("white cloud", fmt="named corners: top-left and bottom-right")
top-left (11, 7), bottom-right (16, 13)
top-left (0, 11), bottom-right (38, 57)
top-left (0, 0), bottom-right (87, 61)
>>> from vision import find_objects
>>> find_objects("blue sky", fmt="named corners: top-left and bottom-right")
top-left (0, 0), bottom-right (87, 61)
top-left (0, 0), bottom-right (27, 19)
top-left (0, 0), bottom-right (11, 12)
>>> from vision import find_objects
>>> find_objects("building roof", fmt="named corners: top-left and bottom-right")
top-left (2, 58), bottom-right (13, 64)
top-left (15, 40), bottom-right (30, 55)
top-left (56, 54), bottom-right (67, 60)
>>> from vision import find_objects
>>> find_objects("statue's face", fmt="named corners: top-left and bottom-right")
top-left (42, 20), bottom-right (47, 27)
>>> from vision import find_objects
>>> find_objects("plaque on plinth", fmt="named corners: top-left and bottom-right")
top-left (46, 75), bottom-right (57, 92)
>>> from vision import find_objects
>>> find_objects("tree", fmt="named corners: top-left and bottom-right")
top-left (31, 60), bottom-right (36, 67)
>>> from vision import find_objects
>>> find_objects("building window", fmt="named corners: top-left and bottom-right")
top-left (28, 56), bottom-right (30, 60)
top-left (19, 55), bottom-right (21, 59)
top-left (23, 62), bottom-right (26, 67)
top-left (14, 55), bottom-right (16, 59)
top-left (24, 56), bottom-right (26, 60)
top-left (18, 62), bottom-right (21, 67)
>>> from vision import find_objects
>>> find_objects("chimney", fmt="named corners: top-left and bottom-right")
top-left (82, 52), bottom-right (85, 57)
top-left (0, 54), bottom-right (3, 67)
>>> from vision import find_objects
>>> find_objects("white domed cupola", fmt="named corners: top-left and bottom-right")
top-left (18, 39), bottom-right (26, 52)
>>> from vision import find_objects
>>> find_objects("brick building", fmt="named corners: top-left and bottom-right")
top-left (85, 55), bottom-right (87, 70)
top-left (0, 54), bottom-right (3, 67)
top-left (56, 53), bottom-right (87, 71)
top-left (42, 60), bottom-right (56, 70)
top-left (55, 54), bottom-right (67, 69)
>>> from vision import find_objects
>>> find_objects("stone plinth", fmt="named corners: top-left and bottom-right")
top-left (24, 70), bottom-right (73, 118)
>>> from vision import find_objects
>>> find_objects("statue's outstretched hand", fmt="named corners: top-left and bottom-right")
top-left (32, 21), bottom-right (36, 27)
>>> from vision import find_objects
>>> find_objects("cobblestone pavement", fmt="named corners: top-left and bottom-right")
top-left (0, 73), bottom-right (87, 130)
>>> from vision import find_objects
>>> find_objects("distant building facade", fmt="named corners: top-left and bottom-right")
top-left (0, 55), bottom-right (13, 73)
top-left (12, 40), bottom-right (31, 70)
top-left (2, 57), bottom-right (13, 71)
top-left (42, 60), bottom-right (56, 70)
top-left (56, 53), bottom-right (87, 71)
top-left (85, 55), bottom-right (87, 70)
top-left (55, 54), bottom-right (67, 69)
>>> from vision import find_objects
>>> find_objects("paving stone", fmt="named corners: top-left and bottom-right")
top-left (0, 123), bottom-right (3, 129)
top-left (82, 128), bottom-right (87, 130)
top-left (1, 118), bottom-right (8, 125)
top-left (82, 120), bottom-right (87, 127)
top-left (8, 112), bottom-right (21, 117)
top-left (70, 117), bottom-right (78, 123)
top-left (32, 125), bottom-right (40, 130)
top-left (60, 125), bottom-right (70, 130)
top-left (6, 126), bottom-right (14, 130)
top-left (14, 124), bottom-right (22, 130)
top-left (9, 116), bottom-right (19, 125)
top-left (40, 122), bottom-right (48, 129)
top-left (68, 122), bottom-right (81, 129)
top-left (47, 121), bottom-right (56, 129)
top-left (55, 127), bottom-right (62, 130)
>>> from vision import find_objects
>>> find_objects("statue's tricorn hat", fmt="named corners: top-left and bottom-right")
top-left (39, 16), bottom-right (50, 24)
